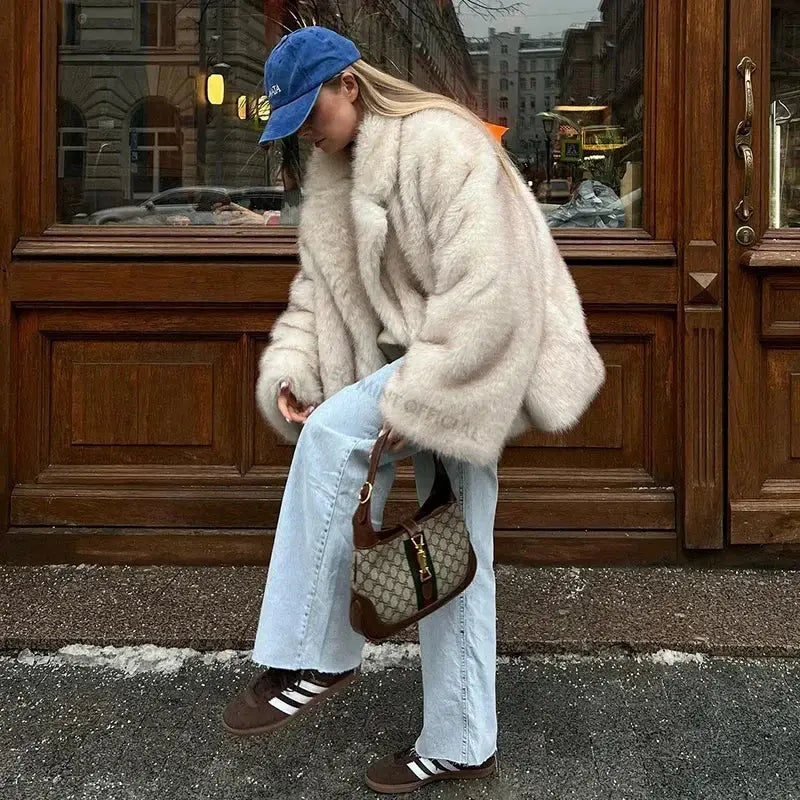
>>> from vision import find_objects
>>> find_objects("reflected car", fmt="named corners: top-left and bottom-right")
top-left (74, 186), bottom-right (284, 225)
top-left (74, 186), bottom-right (232, 225)
top-left (229, 186), bottom-right (284, 214)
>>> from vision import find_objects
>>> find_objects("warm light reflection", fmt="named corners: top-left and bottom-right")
top-left (206, 74), bottom-right (225, 106)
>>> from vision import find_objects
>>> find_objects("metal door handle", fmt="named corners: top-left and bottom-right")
top-left (735, 57), bottom-right (756, 223)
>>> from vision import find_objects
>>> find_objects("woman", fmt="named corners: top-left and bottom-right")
top-left (222, 25), bottom-right (605, 794)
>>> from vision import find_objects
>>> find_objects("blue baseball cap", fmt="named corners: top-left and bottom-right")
top-left (259, 26), bottom-right (361, 145)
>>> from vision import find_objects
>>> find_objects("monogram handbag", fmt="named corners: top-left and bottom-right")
top-left (350, 431), bottom-right (477, 642)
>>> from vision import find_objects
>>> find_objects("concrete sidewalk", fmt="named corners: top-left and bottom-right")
top-left (4, 564), bottom-right (800, 798)
top-left (2, 646), bottom-right (799, 799)
top-left (3, 564), bottom-right (800, 657)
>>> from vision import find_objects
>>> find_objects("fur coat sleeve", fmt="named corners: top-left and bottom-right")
top-left (377, 112), bottom-right (545, 466)
top-left (255, 253), bottom-right (323, 443)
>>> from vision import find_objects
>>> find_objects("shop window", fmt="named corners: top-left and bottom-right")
top-left (57, 1), bottom-right (646, 230)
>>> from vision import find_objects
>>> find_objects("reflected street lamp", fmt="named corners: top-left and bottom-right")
top-left (539, 113), bottom-right (555, 184)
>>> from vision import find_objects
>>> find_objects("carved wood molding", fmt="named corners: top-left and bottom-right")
top-left (13, 230), bottom-right (679, 264)
top-left (744, 240), bottom-right (800, 270)
top-left (680, 0), bottom-right (726, 549)
top-left (687, 271), bottom-right (720, 305)
top-left (683, 310), bottom-right (724, 548)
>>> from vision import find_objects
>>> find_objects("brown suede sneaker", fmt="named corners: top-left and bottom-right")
top-left (365, 746), bottom-right (497, 794)
top-left (222, 666), bottom-right (358, 736)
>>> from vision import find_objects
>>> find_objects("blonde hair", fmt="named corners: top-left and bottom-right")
top-left (329, 59), bottom-right (521, 189)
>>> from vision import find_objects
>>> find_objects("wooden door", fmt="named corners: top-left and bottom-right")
top-left (0, 0), bottom-right (720, 565)
top-left (728, 0), bottom-right (800, 544)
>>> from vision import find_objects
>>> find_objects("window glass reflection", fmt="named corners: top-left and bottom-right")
top-left (57, 1), bottom-right (645, 229)
top-left (466, 2), bottom-right (645, 228)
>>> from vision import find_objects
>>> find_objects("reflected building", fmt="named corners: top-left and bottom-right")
top-left (599, 0), bottom-right (645, 136)
top-left (344, 0), bottom-right (477, 111)
top-left (557, 2), bottom-right (644, 135)
top-left (469, 28), bottom-right (562, 160)
top-left (59, 0), bottom-right (274, 218)
top-left (551, 2), bottom-right (645, 227)
top-left (557, 21), bottom-right (605, 110)
top-left (58, 0), bottom-right (476, 220)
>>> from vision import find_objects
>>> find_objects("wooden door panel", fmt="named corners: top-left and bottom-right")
top-left (727, 0), bottom-right (800, 544)
top-left (763, 348), bottom-right (800, 484)
top-left (14, 307), bottom-right (283, 486)
top-left (10, 300), bottom-right (678, 538)
top-left (498, 310), bottom-right (676, 531)
top-left (762, 277), bottom-right (800, 337)
top-left (64, 353), bottom-right (216, 450)
top-left (518, 363), bottom-right (624, 451)
top-left (502, 311), bottom-right (675, 482)
top-left (50, 340), bottom-right (236, 466)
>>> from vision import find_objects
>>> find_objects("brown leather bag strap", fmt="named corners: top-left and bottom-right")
top-left (354, 431), bottom-right (453, 538)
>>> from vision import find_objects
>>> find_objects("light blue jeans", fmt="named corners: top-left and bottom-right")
top-left (252, 356), bottom-right (499, 766)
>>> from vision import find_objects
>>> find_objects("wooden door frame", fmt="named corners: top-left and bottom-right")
top-left (680, 0), bottom-right (727, 549)
top-left (727, 0), bottom-right (769, 542)
top-left (0, 0), bottom-right (18, 560)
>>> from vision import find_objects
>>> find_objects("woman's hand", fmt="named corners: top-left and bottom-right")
top-left (380, 423), bottom-right (407, 453)
top-left (277, 379), bottom-right (315, 424)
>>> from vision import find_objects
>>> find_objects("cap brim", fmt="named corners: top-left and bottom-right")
top-left (259, 83), bottom-right (322, 144)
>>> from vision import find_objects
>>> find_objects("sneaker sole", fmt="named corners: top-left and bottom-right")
top-left (364, 760), bottom-right (496, 794)
top-left (221, 671), bottom-right (358, 737)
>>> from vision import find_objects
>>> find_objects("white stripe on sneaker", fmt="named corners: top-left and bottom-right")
top-left (419, 758), bottom-right (442, 775)
top-left (297, 679), bottom-right (327, 694)
top-left (282, 688), bottom-right (315, 704)
top-left (407, 761), bottom-right (429, 781)
top-left (436, 759), bottom-right (459, 772)
top-left (269, 696), bottom-right (301, 716)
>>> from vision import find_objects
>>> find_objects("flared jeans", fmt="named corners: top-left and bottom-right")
top-left (252, 356), bottom-right (500, 765)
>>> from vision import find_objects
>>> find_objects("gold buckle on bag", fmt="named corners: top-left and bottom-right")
top-left (411, 532), bottom-right (432, 582)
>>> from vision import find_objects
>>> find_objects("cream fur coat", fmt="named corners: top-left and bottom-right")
top-left (256, 108), bottom-right (605, 466)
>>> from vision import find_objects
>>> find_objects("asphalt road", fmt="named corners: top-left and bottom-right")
top-left (2, 647), bottom-right (800, 799)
